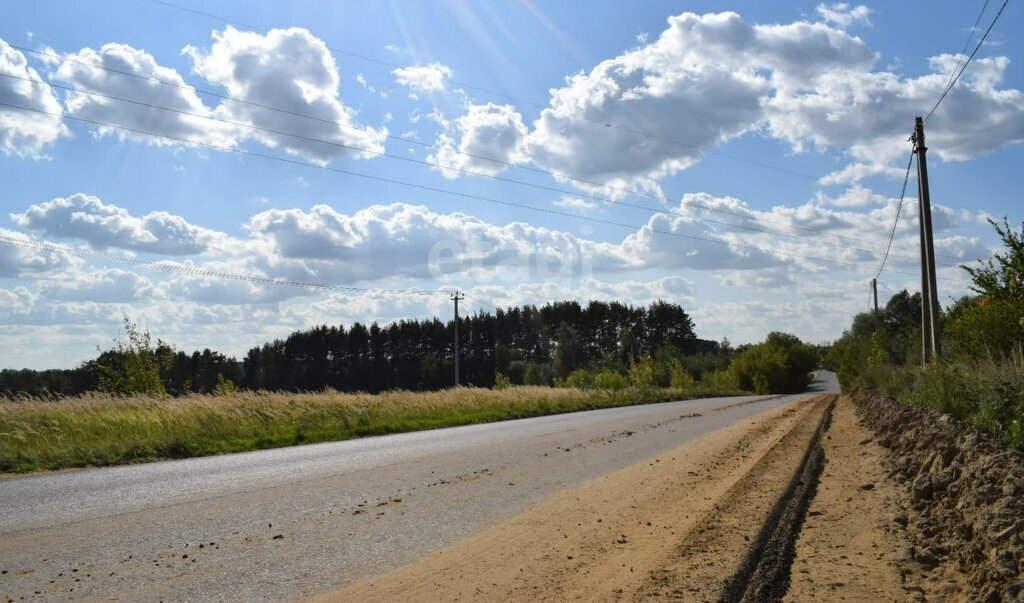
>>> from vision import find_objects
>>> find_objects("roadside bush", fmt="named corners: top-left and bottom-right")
top-left (215, 374), bottom-right (238, 396)
top-left (677, 351), bottom-right (732, 382)
top-left (493, 372), bottom-right (513, 390)
top-left (945, 296), bottom-right (1024, 361)
top-left (593, 369), bottom-right (629, 391)
top-left (863, 350), bottom-right (1024, 450)
top-left (506, 361), bottom-right (527, 385)
top-left (630, 356), bottom-right (670, 388)
top-left (670, 361), bottom-right (697, 389)
top-left (563, 369), bottom-right (595, 389)
top-left (702, 369), bottom-right (739, 391)
top-left (728, 332), bottom-right (816, 394)
top-left (523, 361), bottom-right (552, 386)
top-left (97, 318), bottom-right (166, 396)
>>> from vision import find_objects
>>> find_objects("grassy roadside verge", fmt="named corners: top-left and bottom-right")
top-left (845, 352), bottom-right (1024, 450)
top-left (0, 385), bottom-right (748, 473)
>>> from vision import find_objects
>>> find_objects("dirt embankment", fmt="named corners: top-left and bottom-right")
top-left (313, 395), bottom-right (835, 602)
top-left (851, 390), bottom-right (1024, 602)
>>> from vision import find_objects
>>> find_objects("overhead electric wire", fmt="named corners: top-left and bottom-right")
top-left (923, 0), bottom-right (1011, 123)
top-left (434, 288), bottom-right (498, 312)
top-left (1, 72), bottom-right (932, 266)
top-left (2, 71), bottom-right (963, 269)
top-left (4, 42), bottom-right (959, 263)
top-left (2, 45), bottom-right (796, 218)
top-left (875, 151), bottom-right (916, 279)
top-left (462, 294), bottom-right (499, 312)
top-left (0, 100), bottom-right (973, 285)
top-left (0, 229), bottom-right (539, 314)
top-left (140, 0), bottom-right (819, 181)
top-left (0, 46), bottom-right (763, 206)
top-left (0, 234), bottom-right (449, 297)
top-left (937, 0), bottom-right (990, 101)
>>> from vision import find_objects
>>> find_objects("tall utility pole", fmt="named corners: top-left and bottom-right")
top-left (871, 278), bottom-right (879, 313)
top-left (913, 116), bottom-right (942, 363)
top-left (451, 291), bottom-right (465, 386)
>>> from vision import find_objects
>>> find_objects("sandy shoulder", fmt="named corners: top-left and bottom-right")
top-left (312, 395), bottom-right (831, 602)
top-left (784, 395), bottom-right (912, 602)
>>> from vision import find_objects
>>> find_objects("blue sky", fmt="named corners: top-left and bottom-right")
top-left (1, 0), bottom-right (1022, 369)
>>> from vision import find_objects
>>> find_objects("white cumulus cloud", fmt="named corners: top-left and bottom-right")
top-left (815, 3), bottom-right (872, 29)
top-left (428, 103), bottom-right (528, 177)
top-left (0, 228), bottom-right (76, 277)
top-left (185, 26), bottom-right (387, 163)
top-left (11, 193), bottom-right (227, 255)
top-left (436, 10), bottom-right (1024, 190)
top-left (55, 43), bottom-right (237, 147)
top-left (392, 62), bottom-right (452, 94)
top-left (0, 39), bottom-right (69, 158)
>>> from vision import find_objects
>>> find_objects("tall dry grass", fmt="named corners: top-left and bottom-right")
top-left (0, 385), bottom-right (742, 473)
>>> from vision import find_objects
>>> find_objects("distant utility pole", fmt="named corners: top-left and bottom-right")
top-left (451, 291), bottom-right (465, 386)
top-left (912, 116), bottom-right (942, 363)
top-left (871, 278), bottom-right (879, 313)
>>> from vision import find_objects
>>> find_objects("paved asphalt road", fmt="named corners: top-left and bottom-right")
top-left (0, 372), bottom-right (838, 602)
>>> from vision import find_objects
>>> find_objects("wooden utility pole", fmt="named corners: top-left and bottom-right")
top-left (871, 278), bottom-right (879, 313)
top-left (451, 291), bottom-right (465, 386)
top-left (913, 116), bottom-right (942, 363)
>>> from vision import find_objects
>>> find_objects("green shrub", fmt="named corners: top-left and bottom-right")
top-left (564, 369), bottom-right (595, 389)
top-left (524, 362), bottom-right (552, 386)
top-left (670, 361), bottom-right (697, 389)
top-left (843, 345), bottom-right (1024, 450)
top-left (702, 369), bottom-right (739, 391)
top-left (506, 361), bottom-right (527, 385)
top-left (215, 374), bottom-right (238, 396)
top-left (493, 372), bottom-right (513, 390)
top-left (593, 369), bottom-right (629, 391)
top-left (827, 218), bottom-right (1024, 450)
top-left (728, 332), bottom-right (816, 394)
top-left (630, 356), bottom-right (670, 388)
top-left (945, 296), bottom-right (1024, 361)
top-left (97, 318), bottom-right (166, 396)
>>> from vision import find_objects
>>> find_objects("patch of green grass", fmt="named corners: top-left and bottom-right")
top-left (0, 385), bottom-right (746, 473)
top-left (850, 345), bottom-right (1024, 450)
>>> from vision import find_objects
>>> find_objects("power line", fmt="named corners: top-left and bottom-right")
top-left (462, 294), bottom-right (499, 313)
top-left (937, 0), bottom-right (990, 99)
top-left (435, 288), bottom-right (499, 313)
top-left (875, 150), bottom-right (916, 279)
top-left (2, 72), bottom-right (958, 266)
top-left (139, 0), bottom-right (820, 181)
top-left (0, 71), bottom-right (614, 194)
top-left (0, 234), bottom-right (450, 297)
top-left (0, 46), bottom-right (773, 206)
top-left (923, 0), bottom-right (1011, 123)
top-left (2, 44), bottom-right (775, 210)
top-left (2, 43), bottom-right (553, 181)
top-left (0, 100), bottom-right (973, 284)
top-left (2, 72), bottom-right (937, 267)
top-left (4, 42), bottom-right (959, 263)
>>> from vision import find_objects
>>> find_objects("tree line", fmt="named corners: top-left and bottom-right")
top-left (1, 300), bottom-right (727, 396)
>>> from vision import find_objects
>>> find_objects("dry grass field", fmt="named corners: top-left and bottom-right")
top-left (0, 385), bottom-right (744, 473)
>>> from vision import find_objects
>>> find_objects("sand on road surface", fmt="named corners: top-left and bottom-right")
top-left (316, 395), bottom-right (838, 602)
